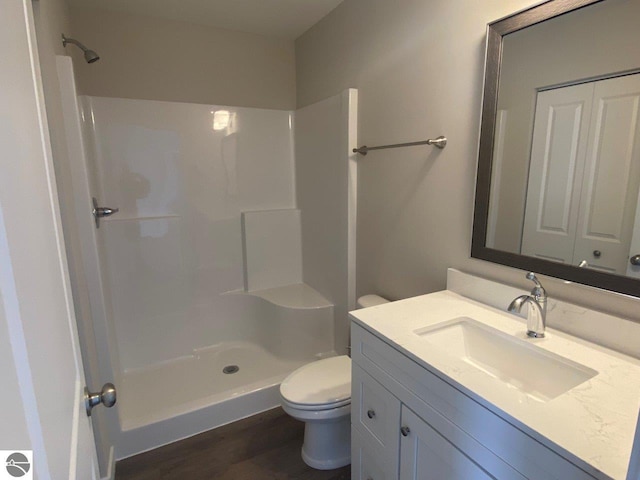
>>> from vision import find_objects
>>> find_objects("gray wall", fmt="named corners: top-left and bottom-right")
top-left (493, 0), bottom-right (640, 253)
top-left (69, 7), bottom-right (296, 110)
top-left (296, 0), bottom-right (640, 321)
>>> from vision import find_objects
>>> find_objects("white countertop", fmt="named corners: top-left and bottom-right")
top-left (350, 290), bottom-right (640, 480)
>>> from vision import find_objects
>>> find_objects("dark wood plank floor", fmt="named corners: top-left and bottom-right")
top-left (116, 408), bottom-right (351, 480)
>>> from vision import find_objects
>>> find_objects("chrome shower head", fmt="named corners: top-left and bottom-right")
top-left (62, 34), bottom-right (100, 64)
top-left (83, 49), bottom-right (100, 64)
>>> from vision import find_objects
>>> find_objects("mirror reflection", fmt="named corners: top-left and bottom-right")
top-left (485, 0), bottom-right (640, 279)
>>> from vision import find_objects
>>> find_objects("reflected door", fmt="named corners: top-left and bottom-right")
top-left (627, 187), bottom-right (640, 279)
top-left (521, 74), bottom-right (640, 274)
top-left (573, 74), bottom-right (640, 273)
top-left (521, 83), bottom-right (593, 263)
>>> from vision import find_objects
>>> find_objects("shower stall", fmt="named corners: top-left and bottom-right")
top-left (56, 56), bottom-right (357, 458)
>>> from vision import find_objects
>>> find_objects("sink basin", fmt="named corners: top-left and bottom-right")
top-left (414, 317), bottom-right (597, 402)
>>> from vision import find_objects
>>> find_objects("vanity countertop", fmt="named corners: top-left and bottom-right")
top-left (350, 290), bottom-right (640, 480)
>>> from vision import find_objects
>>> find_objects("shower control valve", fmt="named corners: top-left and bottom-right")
top-left (92, 197), bottom-right (119, 228)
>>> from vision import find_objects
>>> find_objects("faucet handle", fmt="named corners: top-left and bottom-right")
top-left (526, 272), bottom-right (546, 299)
top-left (526, 272), bottom-right (541, 287)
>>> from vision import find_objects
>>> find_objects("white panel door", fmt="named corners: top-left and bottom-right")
top-left (399, 407), bottom-right (491, 480)
top-left (626, 188), bottom-right (640, 278)
top-left (0, 0), bottom-right (98, 478)
top-left (398, 407), bottom-right (525, 480)
top-left (573, 74), bottom-right (640, 274)
top-left (521, 83), bottom-right (594, 263)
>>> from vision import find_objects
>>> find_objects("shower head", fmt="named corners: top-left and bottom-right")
top-left (62, 34), bottom-right (100, 63)
top-left (83, 49), bottom-right (100, 64)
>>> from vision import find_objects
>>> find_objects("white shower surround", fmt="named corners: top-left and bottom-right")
top-left (84, 97), bottom-right (299, 371)
top-left (65, 87), bottom-right (357, 458)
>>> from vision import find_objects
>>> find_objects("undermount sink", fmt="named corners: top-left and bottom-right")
top-left (414, 317), bottom-right (598, 402)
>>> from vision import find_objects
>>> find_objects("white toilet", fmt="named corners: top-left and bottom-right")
top-left (279, 294), bottom-right (389, 470)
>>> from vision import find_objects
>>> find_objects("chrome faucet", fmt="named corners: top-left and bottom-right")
top-left (508, 272), bottom-right (547, 338)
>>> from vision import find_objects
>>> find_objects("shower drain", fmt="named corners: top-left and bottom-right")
top-left (222, 365), bottom-right (240, 374)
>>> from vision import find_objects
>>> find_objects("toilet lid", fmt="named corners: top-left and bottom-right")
top-left (280, 355), bottom-right (351, 407)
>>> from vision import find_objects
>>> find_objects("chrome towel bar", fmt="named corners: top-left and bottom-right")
top-left (353, 136), bottom-right (447, 155)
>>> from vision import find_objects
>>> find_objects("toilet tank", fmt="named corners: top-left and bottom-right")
top-left (356, 294), bottom-right (389, 309)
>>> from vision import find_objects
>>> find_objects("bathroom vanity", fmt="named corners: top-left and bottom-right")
top-left (349, 272), bottom-right (640, 480)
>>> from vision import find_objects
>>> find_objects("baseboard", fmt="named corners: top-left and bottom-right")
top-left (101, 446), bottom-right (115, 480)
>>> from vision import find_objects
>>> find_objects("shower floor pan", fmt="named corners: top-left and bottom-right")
top-left (115, 341), bottom-right (322, 458)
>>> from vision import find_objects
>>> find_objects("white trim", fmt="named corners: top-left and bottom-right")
top-left (101, 446), bottom-right (116, 480)
top-left (345, 88), bottom-right (358, 312)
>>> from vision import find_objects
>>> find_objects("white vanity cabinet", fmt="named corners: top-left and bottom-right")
top-left (350, 322), bottom-right (603, 480)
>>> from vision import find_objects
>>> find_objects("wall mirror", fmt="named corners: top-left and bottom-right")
top-left (472, 0), bottom-right (640, 296)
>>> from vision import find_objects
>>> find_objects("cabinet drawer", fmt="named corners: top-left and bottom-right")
top-left (352, 363), bottom-right (401, 453)
top-left (351, 323), bottom-right (598, 480)
top-left (352, 426), bottom-right (395, 480)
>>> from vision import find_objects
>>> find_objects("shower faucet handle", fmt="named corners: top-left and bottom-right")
top-left (92, 197), bottom-right (119, 228)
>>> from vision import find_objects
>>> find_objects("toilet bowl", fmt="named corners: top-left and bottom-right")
top-left (280, 294), bottom-right (389, 470)
top-left (280, 355), bottom-right (351, 469)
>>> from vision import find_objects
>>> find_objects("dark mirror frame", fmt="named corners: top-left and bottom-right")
top-left (471, 0), bottom-right (640, 297)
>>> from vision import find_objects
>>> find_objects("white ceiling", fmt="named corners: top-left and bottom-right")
top-left (67, 0), bottom-right (344, 39)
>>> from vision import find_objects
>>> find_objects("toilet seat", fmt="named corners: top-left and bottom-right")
top-left (280, 355), bottom-right (351, 409)
top-left (281, 398), bottom-right (351, 424)
top-left (282, 397), bottom-right (350, 411)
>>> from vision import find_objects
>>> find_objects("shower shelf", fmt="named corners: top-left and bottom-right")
top-left (231, 283), bottom-right (332, 310)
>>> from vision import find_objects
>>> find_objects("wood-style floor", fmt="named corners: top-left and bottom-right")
top-left (115, 408), bottom-right (351, 480)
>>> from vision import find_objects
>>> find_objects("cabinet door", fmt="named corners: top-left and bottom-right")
top-left (573, 73), bottom-right (640, 274)
top-left (521, 83), bottom-right (594, 264)
top-left (352, 427), bottom-right (394, 480)
top-left (352, 363), bottom-right (401, 478)
top-left (399, 406), bottom-right (526, 480)
top-left (352, 364), bottom-right (401, 452)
